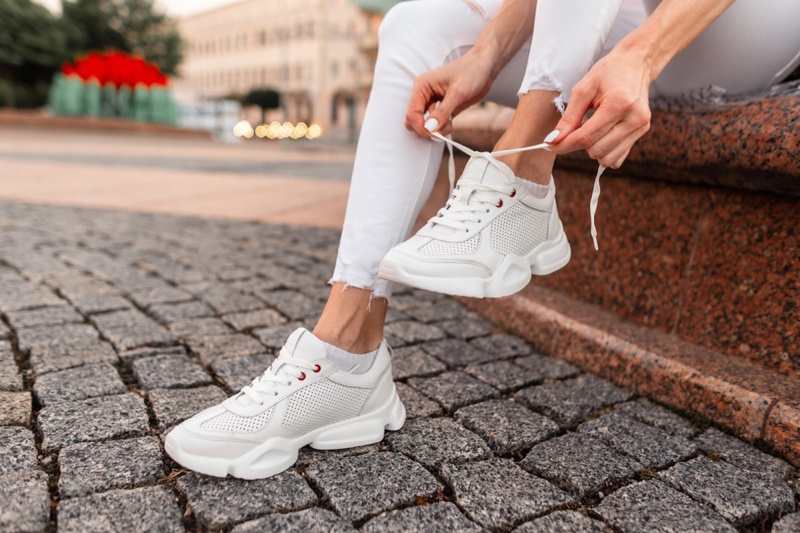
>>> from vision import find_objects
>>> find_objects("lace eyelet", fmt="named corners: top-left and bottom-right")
top-left (510, 188), bottom-right (517, 198)
top-left (298, 372), bottom-right (306, 381)
top-left (313, 364), bottom-right (321, 373)
top-left (496, 199), bottom-right (503, 208)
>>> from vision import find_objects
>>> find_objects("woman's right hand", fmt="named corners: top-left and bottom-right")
top-left (405, 51), bottom-right (496, 138)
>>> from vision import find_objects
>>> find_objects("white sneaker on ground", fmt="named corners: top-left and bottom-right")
top-left (379, 153), bottom-right (571, 298)
top-left (164, 328), bottom-right (405, 479)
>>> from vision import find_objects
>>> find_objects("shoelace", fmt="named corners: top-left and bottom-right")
top-left (431, 131), bottom-right (606, 250)
top-left (430, 177), bottom-right (516, 233)
top-left (240, 347), bottom-right (319, 405)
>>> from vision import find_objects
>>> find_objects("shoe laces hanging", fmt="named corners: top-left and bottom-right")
top-left (430, 131), bottom-right (606, 251)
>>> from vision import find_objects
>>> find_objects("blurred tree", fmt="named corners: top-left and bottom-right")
top-left (0, 0), bottom-right (66, 107)
top-left (61, 0), bottom-right (184, 75)
top-left (244, 88), bottom-right (281, 123)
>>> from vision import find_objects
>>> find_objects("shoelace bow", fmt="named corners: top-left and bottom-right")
top-left (431, 131), bottom-right (606, 250)
top-left (241, 347), bottom-right (318, 405)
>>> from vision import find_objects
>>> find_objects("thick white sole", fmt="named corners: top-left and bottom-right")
top-left (164, 391), bottom-right (406, 480)
top-left (379, 230), bottom-right (571, 299)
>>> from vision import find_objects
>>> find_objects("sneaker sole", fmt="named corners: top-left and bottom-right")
top-left (379, 229), bottom-right (571, 298)
top-left (164, 390), bottom-right (406, 480)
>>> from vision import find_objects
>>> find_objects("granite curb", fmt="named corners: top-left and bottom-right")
top-left (460, 286), bottom-right (800, 468)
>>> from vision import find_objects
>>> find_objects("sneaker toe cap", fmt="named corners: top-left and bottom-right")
top-left (164, 418), bottom-right (258, 469)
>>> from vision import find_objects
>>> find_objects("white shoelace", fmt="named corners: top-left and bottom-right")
top-left (431, 131), bottom-right (606, 250)
top-left (240, 347), bottom-right (319, 405)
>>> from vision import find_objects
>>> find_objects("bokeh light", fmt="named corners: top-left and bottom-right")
top-left (306, 124), bottom-right (322, 139)
top-left (232, 120), bottom-right (253, 138)
top-left (237, 121), bottom-right (323, 140)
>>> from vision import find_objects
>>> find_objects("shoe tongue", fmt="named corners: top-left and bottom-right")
top-left (459, 156), bottom-right (515, 187)
top-left (283, 327), bottom-right (326, 362)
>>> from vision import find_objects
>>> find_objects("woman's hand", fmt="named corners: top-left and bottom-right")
top-left (546, 0), bottom-right (736, 169)
top-left (405, 51), bottom-right (496, 138)
top-left (546, 48), bottom-right (653, 169)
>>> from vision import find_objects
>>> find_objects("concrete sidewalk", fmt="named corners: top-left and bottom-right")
top-left (0, 126), bottom-right (354, 228)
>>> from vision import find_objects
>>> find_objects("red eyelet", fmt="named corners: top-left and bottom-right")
top-left (298, 372), bottom-right (306, 381)
top-left (313, 364), bottom-right (321, 373)
top-left (510, 189), bottom-right (517, 198)
top-left (496, 199), bottom-right (503, 208)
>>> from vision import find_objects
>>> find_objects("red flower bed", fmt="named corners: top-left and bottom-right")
top-left (62, 51), bottom-right (169, 88)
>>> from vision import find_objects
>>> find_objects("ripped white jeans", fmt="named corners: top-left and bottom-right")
top-left (330, 0), bottom-right (800, 299)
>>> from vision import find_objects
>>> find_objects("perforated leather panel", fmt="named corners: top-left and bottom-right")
top-left (490, 203), bottom-right (549, 256)
top-left (281, 379), bottom-right (371, 433)
top-left (419, 233), bottom-right (480, 255)
top-left (201, 408), bottom-right (274, 433)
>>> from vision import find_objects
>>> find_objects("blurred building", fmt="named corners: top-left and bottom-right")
top-left (174, 0), bottom-right (399, 132)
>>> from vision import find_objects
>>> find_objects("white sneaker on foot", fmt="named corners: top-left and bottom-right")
top-left (164, 328), bottom-right (405, 479)
top-left (379, 153), bottom-right (571, 298)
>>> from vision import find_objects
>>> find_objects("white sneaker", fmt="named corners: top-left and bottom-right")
top-left (164, 328), bottom-right (405, 479)
top-left (379, 154), bottom-right (571, 298)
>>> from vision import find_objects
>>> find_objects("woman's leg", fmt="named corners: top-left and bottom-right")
top-left (643, 0), bottom-right (800, 97)
top-left (377, 0), bottom-right (635, 297)
top-left (493, 0), bottom-right (624, 183)
top-left (316, 0), bottom-right (532, 352)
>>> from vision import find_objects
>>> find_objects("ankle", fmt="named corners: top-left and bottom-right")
top-left (313, 328), bottom-right (381, 354)
top-left (313, 284), bottom-right (387, 354)
top-left (323, 341), bottom-right (379, 374)
top-left (495, 151), bottom-right (554, 185)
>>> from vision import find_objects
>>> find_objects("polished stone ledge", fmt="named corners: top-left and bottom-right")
top-left (452, 94), bottom-right (800, 196)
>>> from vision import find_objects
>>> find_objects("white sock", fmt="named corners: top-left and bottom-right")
top-left (323, 342), bottom-right (379, 374)
top-left (515, 177), bottom-right (550, 199)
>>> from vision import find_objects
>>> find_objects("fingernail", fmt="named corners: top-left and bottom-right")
top-left (424, 118), bottom-right (439, 132)
top-left (544, 129), bottom-right (559, 143)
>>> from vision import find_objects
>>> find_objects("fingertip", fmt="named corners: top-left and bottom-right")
top-left (544, 129), bottom-right (560, 144)
top-left (424, 118), bottom-right (439, 132)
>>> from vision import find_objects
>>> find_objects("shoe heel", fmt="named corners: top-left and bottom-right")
top-left (384, 392), bottom-right (406, 431)
top-left (530, 230), bottom-right (571, 275)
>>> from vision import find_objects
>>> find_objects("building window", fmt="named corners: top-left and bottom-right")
top-left (330, 62), bottom-right (338, 80)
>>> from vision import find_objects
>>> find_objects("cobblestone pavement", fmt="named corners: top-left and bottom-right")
top-left (1, 199), bottom-right (798, 533)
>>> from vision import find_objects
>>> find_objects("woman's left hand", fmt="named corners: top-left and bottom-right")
top-left (546, 48), bottom-right (653, 169)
